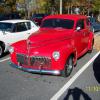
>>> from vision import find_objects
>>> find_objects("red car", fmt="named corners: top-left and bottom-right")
top-left (9, 14), bottom-right (94, 77)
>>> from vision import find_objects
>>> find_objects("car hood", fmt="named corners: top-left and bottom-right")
top-left (13, 28), bottom-right (74, 55)
top-left (28, 28), bottom-right (73, 47)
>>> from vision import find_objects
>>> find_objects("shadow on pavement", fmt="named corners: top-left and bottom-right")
top-left (93, 54), bottom-right (100, 83)
top-left (64, 87), bottom-right (91, 100)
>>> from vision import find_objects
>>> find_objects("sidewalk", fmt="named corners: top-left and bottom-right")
top-left (94, 34), bottom-right (100, 51)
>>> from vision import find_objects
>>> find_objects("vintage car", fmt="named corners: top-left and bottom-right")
top-left (0, 19), bottom-right (39, 57)
top-left (9, 14), bottom-right (94, 77)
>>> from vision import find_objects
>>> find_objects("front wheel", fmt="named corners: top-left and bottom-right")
top-left (61, 56), bottom-right (74, 77)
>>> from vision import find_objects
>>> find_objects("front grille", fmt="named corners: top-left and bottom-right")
top-left (16, 54), bottom-right (51, 67)
top-left (17, 54), bottom-right (28, 65)
top-left (30, 56), bottom-right (51, 67)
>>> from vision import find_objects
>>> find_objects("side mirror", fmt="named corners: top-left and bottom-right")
top-left (76, 27), bottom-right (81, 31)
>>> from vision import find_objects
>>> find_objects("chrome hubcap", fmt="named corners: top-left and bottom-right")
top-left (67, 64), bottom-right (72, 74)
top-left (66, 58), bottom-right (73, 75)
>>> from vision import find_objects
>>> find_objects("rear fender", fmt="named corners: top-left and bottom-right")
top-left (88, 32), bottom-right (94, 50)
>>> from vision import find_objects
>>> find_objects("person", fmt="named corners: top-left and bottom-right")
top-left (74, 6), bottom-right (80, 14)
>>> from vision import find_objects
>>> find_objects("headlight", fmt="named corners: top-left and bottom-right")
top-left (8, 46), bottom-right (14, 54)
top-left (52, 51), bottom-right (60, 60)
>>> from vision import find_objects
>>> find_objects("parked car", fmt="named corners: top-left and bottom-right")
top-left (0, 14), bottom-right (7, 21)
top-left (9, 14), bottom-right (94, 77)
top-left (0, 13), bottom-right (21, 21)
top-left (0, 19), bottom-right (39, 57)
top-left (89, 17), bottom-right (100, 32)
top-left (31, 14), bottom-right (48, 26)
top-left (7, 13), bottom-right (21, 19)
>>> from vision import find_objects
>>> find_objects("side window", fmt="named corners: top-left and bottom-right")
top-left (25, 22), bottom-right (31, 30)
top-left (16, 22), bottom-right (27, 32)
top-left (76, 19), bottom-right (84, 29)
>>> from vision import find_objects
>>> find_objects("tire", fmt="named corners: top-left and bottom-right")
top-left (61, 56), bottom-right (74, 77)
top-left (88, 39), bottom-right (94, 53)
top-left (0, 45), bottom-right (3, 58)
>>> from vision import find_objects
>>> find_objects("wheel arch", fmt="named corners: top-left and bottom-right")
top-left (67, 51), bottom-right (77, 66)
top-left (61, 51), bottom-right (76, 77)
top-left (88, 33), bottom-right (94, 50)
top-left (61, 47), bottom-right (77, 69)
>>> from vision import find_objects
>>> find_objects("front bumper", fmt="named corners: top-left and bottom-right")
top-left (9, 62), bottom-right (60, 75)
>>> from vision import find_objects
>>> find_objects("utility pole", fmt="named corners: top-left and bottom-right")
top-left (87, 0), bottom-right (90, 16)
top-left (60, 0), bottom-right (62, 14)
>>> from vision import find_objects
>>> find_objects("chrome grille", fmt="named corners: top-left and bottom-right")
top-left (16, 54), bottom-right (51, 67)
top-left (16, 54), bottom-right (28, 65)
top-left (30, 56), bottom-right (51, 67)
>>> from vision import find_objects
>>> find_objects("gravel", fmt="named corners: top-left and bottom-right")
top-left (94, 35), bottom-right (100, 51)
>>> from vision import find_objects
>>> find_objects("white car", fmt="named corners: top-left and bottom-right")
top-left (0, 19), bottom-right (39, 57)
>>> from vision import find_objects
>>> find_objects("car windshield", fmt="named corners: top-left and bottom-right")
top-left (0, 22), bottom-right (13, 32)
top-left (41, 18), bottom-right (74, 29)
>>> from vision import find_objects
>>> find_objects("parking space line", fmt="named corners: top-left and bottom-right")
top-left (0, 57), bottom-right (10, 63)
top-left (50, 51), bottom-right (100, 100)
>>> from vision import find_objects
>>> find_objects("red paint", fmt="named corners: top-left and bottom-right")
top-left (10, 14), bottom-right (94, 74)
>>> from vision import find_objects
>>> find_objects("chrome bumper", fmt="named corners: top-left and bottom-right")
top-left (9, 62), bottom-right (60, 75)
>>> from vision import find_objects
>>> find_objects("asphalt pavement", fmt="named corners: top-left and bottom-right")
top-left (0, 32), bottom-right (100, 100)
top-left (59, 53), bottom-right (100, 100)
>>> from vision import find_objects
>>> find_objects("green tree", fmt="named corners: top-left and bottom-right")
top-left (92, 0), bottom-right (100, 13)
top-left (4, 0), bottom-right (16, 13)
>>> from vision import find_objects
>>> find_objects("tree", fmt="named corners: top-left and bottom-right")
top-left (3, 0), bottom-right (16, 13)
top-left (92, 0), bottom-right (100, 14)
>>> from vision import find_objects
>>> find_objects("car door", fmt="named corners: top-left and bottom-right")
top-left (75, 19), bottom-right (86, 56)
top-left (84, 18), bottom-right (90, 47)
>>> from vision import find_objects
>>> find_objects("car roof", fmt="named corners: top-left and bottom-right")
top-left (0, 19), bottom-right (31, 23)
top-left (44, 14), bottom-right (87, 20)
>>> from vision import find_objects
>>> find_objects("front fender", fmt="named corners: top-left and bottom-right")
top-left (52, 44), bottom-right (77, 70)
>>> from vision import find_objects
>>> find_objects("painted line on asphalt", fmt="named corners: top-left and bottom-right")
top-left (0, 57), bottom-right (10, 63)
top-left (50, 51), bottom-right (100, 100)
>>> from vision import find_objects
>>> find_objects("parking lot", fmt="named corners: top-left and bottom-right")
top-left (0, 0), bottom-right (100, 100)
top-left (0, 38), bottom-right (100, 100)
